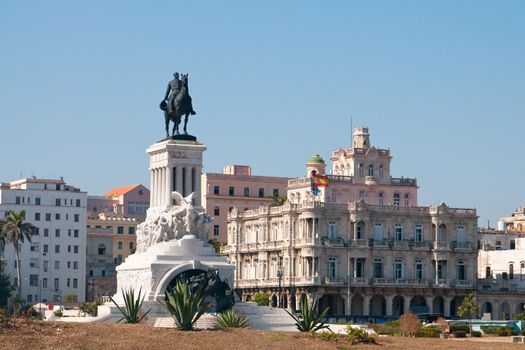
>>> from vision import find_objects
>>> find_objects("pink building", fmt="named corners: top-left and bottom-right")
top-left (87, 184), bottom-right (150, 222)
top-left (201, 166), bottom-right (289, 242)
top-left (288, 127), bottom-right (418, 206)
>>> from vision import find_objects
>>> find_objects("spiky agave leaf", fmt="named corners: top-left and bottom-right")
top-left (213, 309), bottom-right (251, 329)
top-left (161, 279), bottom-right (207, 331)
top-left (284, 300), bottom-right (330, 332)
top-left (109, 288), bottom-right (150, 324)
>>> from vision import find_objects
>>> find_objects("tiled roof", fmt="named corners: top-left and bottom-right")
top-left (104, 184), bottom-right (140, 197)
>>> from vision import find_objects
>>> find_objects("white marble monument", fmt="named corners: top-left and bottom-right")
top-left (99, 137), bottom-right (234, 318)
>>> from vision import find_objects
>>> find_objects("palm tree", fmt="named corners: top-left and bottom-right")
top-left (1, 210), bottom-right (36, 298)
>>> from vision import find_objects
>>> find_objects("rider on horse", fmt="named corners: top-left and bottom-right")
top-left (160, 72), bottom-right (196, 137)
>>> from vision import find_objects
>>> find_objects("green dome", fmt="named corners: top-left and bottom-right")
top-left (307, 154), bottom-right (325, 164)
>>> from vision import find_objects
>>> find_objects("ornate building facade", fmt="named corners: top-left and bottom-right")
top-left (224, 128), bottom-right (478, 319)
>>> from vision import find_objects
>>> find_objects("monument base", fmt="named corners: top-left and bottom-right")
top-left (109, 235), bottom-right (234, 304)
top-left (159, 134), bottom-right (197, 142)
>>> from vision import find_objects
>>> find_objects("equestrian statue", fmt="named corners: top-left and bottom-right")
top-left (160, 72), bottom-right (196, 137)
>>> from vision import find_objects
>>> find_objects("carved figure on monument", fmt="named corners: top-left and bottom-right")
top-left (160, 72), bottom-right (197, 138)
top-left (136, 191), bottom-right (212, 253)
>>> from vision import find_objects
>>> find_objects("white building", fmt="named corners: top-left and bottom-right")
top-left (0, 178), bottom-right (87, 303)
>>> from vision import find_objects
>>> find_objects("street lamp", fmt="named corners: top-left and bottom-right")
top-left (277, 255), bottom-right (283, 308)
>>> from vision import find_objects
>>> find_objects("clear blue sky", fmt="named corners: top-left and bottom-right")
top-left (1, 1), bottom-right (524, 226)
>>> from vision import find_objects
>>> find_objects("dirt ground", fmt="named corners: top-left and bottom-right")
top-left (1, 321), bottom-right (524, 350)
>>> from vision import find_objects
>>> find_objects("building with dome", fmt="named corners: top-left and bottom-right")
top-left (223, 127), bottom-right (479, 320)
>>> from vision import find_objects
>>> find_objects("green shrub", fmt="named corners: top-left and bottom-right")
top-left (346, 326), bottom-right (377, 344)
top-left (109, 288), bottom-right (151, 324)
top-left (162, 280), bottom-right (207, 331)
top-left (314, 331), bottom-right (339, 342)
top-left (213, 309), bottom-right (250, 329)
top-left (521, 329), bottom-right (525, 336)
top-left (384, 320), bottom-right (400, 327)
top-left (0, 308), bottom-right (14, 328)
top-left (253, 292), bottom-right (270, 306)
top-left (481, 325), bottom-right (517, 336)
top-left (80, 298), bottom-right (103, 317)
top-left (450, 324), bottom-right (470, 333)
top-left (513, 312), bottom-right (525, 320)
top-left (471, 330), bottom-right (482, 337)
top-left (285, 300), bottom-right (329, 333)
top-left (415, 326), bottom-right (441, 338)
top-left (53, 310), bottom-right (63, 317)
top-left (453, 331), bottom-right (466, 338)
top-left (369, 323), bottom-right (402, 336)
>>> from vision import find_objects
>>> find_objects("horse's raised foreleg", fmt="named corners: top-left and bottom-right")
top-left (183, 114), bottom-right (189, 135)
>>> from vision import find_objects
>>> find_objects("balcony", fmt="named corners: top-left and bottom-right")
top-left (292, 276), bottom-right (322, 285)
top-left (348, 239), bottom-right (369, 248)
top-left (294, 238), bottom-right (316, 247)
top-left (371, 278), bottom-right (430, 287)
top-left (348, 277), bottom-right (368, 286)
top-left (451, 241), bottom-right (475, 251)
top-left (432, 241), bottom-right (450, 250)
top-left (453, 280), bottom-right (475, 288)
top-left (324, 276), bottom-right (344, 285)
top-left (236, 279), bottom-right (259, 288)
top-left (431, 279), bottom-right (450, 287)
top-left (321, 237), bottom-right (345, 247)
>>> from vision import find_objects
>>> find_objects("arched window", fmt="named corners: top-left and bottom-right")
top-left (393, 193), bottom-right (400, 206)
top-left (485, 266), bottom-right (491, 278)
top-left (373, 258), bottom-right (383, 278)
top-left (415, 260), bottom-right (423, 279)
top-left (368, 164), bottom-right (374, 177)
top-left (358, 164), bottom-right (364, 177)
top-left (379, 164), bottom-right (384, 178)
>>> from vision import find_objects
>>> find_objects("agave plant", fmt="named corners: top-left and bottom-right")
top-left (213, 309), bottom-right (251, 329)
top-left (285, 300), bottom-right (330, 332)
top-left (109, 288), bottom-right (151, 324)
top-left (162, 279), bottom-right (207, 331)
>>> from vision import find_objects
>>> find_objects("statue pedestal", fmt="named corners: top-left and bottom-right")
top-left (111, 235), bottom-right (234, 303)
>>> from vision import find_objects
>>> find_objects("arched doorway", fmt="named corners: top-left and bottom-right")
top-left (450, 296), bottom-right (464, 317)
top-left (370, 295), bottom-right (386, 316)
top-left (499, 302), bottom-right (511, 320)
top-left (282, 294), bottom-right (288, 309)
top-left (393, 295), bottom-right (405, 317)
top-left (515, 302), bottom-right (525, 315)
top-left (271, 294), bottom-right (278, 308)
top-left (409, 295), bottom-right (428, 314)
top-left (481, 302), bottom-right (493, 319)
top-left (433, 296), bottom-right (444, 315)
top-left (351, 294), bottom-right (364, 316)
top-left (167, 268), bottom-right (207, 291)
top-left (290, 294), bottom-right (297, 311)
top-left (319, 294), bottom-right (345, 316)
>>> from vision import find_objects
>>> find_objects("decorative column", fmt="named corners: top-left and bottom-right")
top-left (150, 169), bottom-right (155, 207)
top-left (175, 166), bottom-right (183, 196)
top-left (166, 166), bottom-right (173, 205)
top-left (404, 296), bottom-right (411, 314)
top-left (385, 295), bottom-right (394, 316)
top-left (194, 166), bottom-right (202, 206)
top-left (363, 295), bottom-right (371, 316)
top-left (184, 166), bottom-right (191, 197)
top-left (444, 296), bottom-right (452, 317)
top-left (425, 296), bottom-right (434, 314)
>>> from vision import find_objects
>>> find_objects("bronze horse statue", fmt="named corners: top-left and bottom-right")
top-left (160, 73), bottom-right (196, 137)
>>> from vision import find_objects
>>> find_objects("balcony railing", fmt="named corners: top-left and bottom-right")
top-left (431, 279), bottom-right (449, 287)
top-left (292, 276), bottom-right (322, 285)
top-left (371, 278), bottom-right (430, 287)
top-left (324, 277), bottom-right (344, 284)
top-left (321, 237), bottom-right (345, 247)
top-left (451, 241), bottom-right (474, 250)
top-left (348, 277), bottom-right (368, 285)
top-left (433, 241), bottom-right (450, 250)
top-left (453, 280), bottom-right (475, 288)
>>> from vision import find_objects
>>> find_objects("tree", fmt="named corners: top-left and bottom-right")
top-left (272, 194), bottom-right (287, 206)
top-left (399, 312), bottom-right (421, 336)
top-left (457, 293), bottom-right (480, 335)
top-left (1, 210), bottom-right (36, 298)
top-left (0, 259), bottom-right (13, 308)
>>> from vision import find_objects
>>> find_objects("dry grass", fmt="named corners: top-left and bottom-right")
top-left (0, 320), bottom-right (524, 350)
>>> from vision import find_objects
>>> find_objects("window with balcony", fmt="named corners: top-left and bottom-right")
top-left (373, 259), bottom-right (383, 278)
top-left (356, 258), bottom-right (365, 278)
top-left (415, 260), bottom-right (423, 279)
top-left (404, 193), bottom-right (409, 206)
top-left (456, 226), bottom-right (465, 243)
top-left (328, 258), bottom-right (337, 278)
top-left (358, 164), bottom-right (364, 177)
top-left (457, 261), bottom-right (466, 280)
top-left (368, 164), bottom-right (374, 177)
top-left (415, 224), bottom-right (422, 242)
top-left (328, 221), bottom-right (337, 239)
top-left (373, 224), bottom-right (382, 241)
top-left (437, 260), bottom-right (446, 279)
top-left (394, 259), bottom-right (403, 279)
top-left (394, 224), bottom-right (403, 241)
top-left (393, 193), bottom-right (400, 206)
